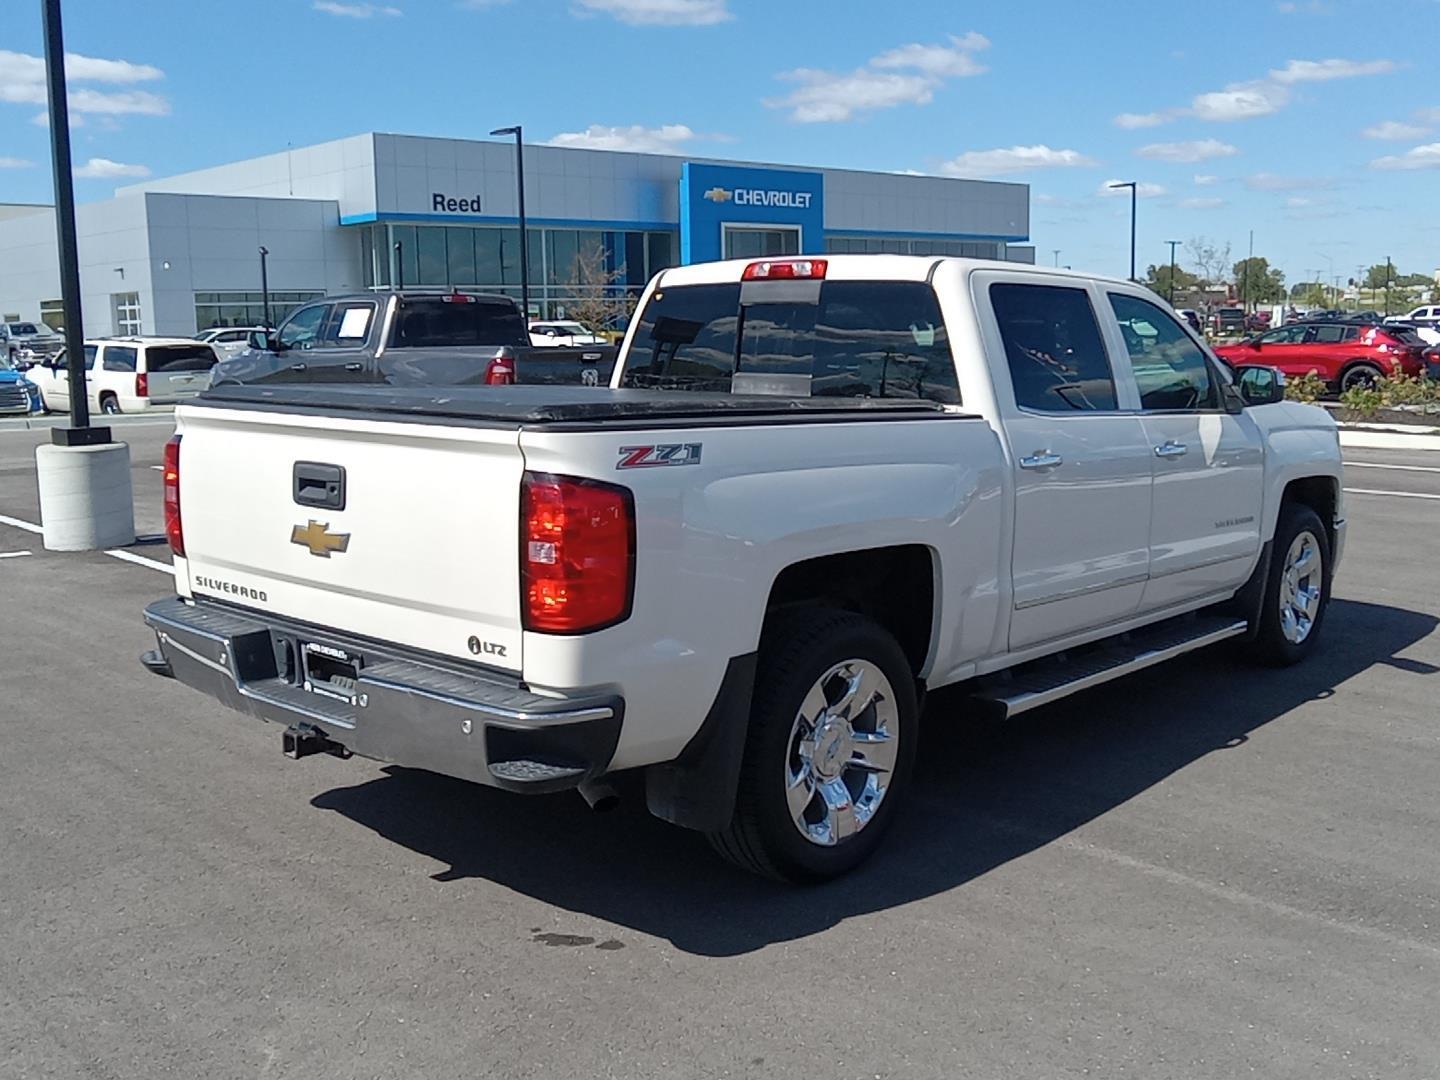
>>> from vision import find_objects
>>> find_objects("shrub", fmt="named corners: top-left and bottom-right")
top-left (1284, 371), bottom-right (1328, 404)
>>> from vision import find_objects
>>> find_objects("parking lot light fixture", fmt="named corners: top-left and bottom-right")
top-left (258, 247), bottom-right (271, 330)
top-left (491, 125), bottom-right (531, 320)
top-left (1166, 239), bottom-right (1181, 305)
top-left (1110, 181), bottom-right (1138, 281)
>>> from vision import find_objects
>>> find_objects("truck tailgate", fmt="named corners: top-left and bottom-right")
top-left (174, 405), bottom-right (525, 671)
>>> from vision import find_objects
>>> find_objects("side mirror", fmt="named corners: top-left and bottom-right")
top-left (1236, 365), bottom-right (1285, 406)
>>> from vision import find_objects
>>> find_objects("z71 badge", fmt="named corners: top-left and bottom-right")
top-left (616, 443), bottom-right (703, 469)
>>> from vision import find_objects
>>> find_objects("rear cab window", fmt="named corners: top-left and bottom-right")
top-left (392, 296), bottom-right (527, 347)
top-left (621, 279), bottom-right (960, 404)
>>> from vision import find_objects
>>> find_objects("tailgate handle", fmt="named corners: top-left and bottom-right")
top-left (293, 462), bottom-right (346, 511)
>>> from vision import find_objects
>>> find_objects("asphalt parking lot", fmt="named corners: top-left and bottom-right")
top-left (3, 419), bottom-right (1439, 1079)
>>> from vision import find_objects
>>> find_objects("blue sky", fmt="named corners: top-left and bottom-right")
top-left (2, 0), bottom-right (1438, 286)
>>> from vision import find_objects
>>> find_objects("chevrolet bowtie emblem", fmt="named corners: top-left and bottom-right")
top-left (702, 186), bottom-right (732, 203)
top-left (291, 520), bottom-right (351, 558)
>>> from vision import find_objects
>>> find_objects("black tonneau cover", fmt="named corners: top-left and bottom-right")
top-left (196, 383), bottom-right (971, 429)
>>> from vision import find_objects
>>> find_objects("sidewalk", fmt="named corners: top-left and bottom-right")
top-left (1337, 420), bottom-right (1440, 451)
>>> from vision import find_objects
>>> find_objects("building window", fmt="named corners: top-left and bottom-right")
top-left (39, 299), bottom-right (65, 333)
top-left (194, 290), bottom-right (324, 330)
top-left (723, 225), bottom-right (800, 259)
top-left (824, 236), bottom-right (1002, 259)
top-left (112, 292), bottom-right (142, 336)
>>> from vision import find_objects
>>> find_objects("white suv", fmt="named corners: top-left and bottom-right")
top-left (196, 326), bottom-right (268, 358)
top-left (28, 337), bottom-right (219, 415)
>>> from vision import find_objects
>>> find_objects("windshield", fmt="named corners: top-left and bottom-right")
top-left (7, 323), bottom-right (43, 336)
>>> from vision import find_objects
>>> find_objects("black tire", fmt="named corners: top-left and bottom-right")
top-left (707, 608), bottom-right (919, 883)
top-left (1339, 362), bottom-right (1383, 393)
top-left (1252, 503), bottom-right (1331, 667)
top-left (100, 394), bottom-right (121, 415)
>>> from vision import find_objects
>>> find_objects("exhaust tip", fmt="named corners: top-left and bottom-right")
top-left (578, 778), bottom-right (619, 813)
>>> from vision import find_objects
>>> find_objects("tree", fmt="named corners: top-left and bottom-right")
top-left (562, 241), bottom-right (636, 333)
top-left (1362, 263), bottom-right (1393, 291)
top-left (1186, 236), bottom-right (1232, 286)
top-left (1143, 262), bottom-right (1200, 299)
top-left (1231, 256), bottom-right (1286, 305)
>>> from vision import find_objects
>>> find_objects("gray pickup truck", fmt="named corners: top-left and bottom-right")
top-left (215, 291), bottom-right (617, 388)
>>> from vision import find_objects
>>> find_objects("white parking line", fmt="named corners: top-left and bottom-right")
top-left (0, 551), bottom-right (32, 559)
top-left (0, 513), bottom-right (42, 534)
top-left (1344, 461), bottom-right (1440, 474)
top-left (104, 549), bottom-right (173, 573)
top-left (1344, 487), bottom-right (1440, 501)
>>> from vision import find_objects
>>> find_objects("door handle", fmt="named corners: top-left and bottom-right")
top-left (1018, 451), bottom-right (1063, 471)
top-left (343, 362), bottom-right (364, 372)
top-left (1154, 440), bottom-right (1189, 459)
top-left (288, 363), bottom-right (308, 373)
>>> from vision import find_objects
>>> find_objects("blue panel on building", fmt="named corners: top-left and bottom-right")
top-left (680, 162), bottom-right (825, 264)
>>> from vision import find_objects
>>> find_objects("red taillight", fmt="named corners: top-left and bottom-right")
top-left (484, 357), bottom-right (516, 385)
top-left (741, 258), bottom-right (827, 281)
top-left (136, 372), bottom-right (148, 398)
top-left (163, 434), bottom-right (183, 556)
top-left (521, 473), bottom-right (634, 634)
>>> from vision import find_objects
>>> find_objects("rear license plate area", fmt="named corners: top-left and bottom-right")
top-left (302, 642), bottom-right (362, 703)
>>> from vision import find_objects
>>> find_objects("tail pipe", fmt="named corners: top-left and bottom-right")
top-left (577, 777), bottom-right (619, 812)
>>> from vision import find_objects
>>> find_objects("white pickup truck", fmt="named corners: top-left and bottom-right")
top-left (141, 255), bottom-right (1344, 882)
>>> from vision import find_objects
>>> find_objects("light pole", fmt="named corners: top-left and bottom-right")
top-left (1166, 239), bottom-right (1181, 305)
top-left (393, 240), bottom-right (404, 290)
top-left (1109, 181), bottom-right (1138, 281)
top-left (1052, 249), bottom-right (1061, 267)
top-left (491, 125), bottom-right (531, 320)
top-left (1385, 255), bottom-right (1393, 316)
top-left (258, 246), bottom-right (271, 329)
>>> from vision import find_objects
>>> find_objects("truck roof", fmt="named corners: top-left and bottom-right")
top-left (655, 253), bottom-right (1140, 291)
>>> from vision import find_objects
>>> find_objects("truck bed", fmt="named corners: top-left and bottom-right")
top-left (196, 383), bottom-right (969, 429)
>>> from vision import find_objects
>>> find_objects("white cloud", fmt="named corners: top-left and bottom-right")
top-left (1370, 143), bottom-right (1440, 171)
top-left (1114, 111), bottom-right (1169, 129)
top-left (74, 157), bottom-right (150, 178)
top-left (1194, 174), bottom-right (1218, 185)
top-left (1136, 138), bottom-right (1238, 163)
top-left (573, 0), bottom-right (731, 25)
top-left (1098, 179), bottom-right (1167, 198)
top-left (312, 1), bottom-right (402, 15)
top-left (767, 32), bottom-right (989, 122)
top-left (871, 32), bottom-right (989, 78)
top-left (1285, 196), bottom-right (1314, 207)
top-left (545, 123), bottom-right (718, 153)
top-left (1269, 58), bottom-right (1397, 84)
top-left (1418, 107), bottom-right (1440, 124)
top-left (1362, 120), bottom-right (1430, 140)
top-left (0, 49), bottom-right (169, 117)
top-left (1244, 171), bottom-right (1333, 190)
top-left (1190, 80), bottom-right (1290, 121)
top-left (0, 156), bottom-right (34, 168)
top-left (1179, 196), bottom-right (1226, 209)
top-left (939, 145), bottom-right (1097, 178)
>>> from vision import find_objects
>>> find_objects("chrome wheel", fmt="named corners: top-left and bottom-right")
top-left (1278, 530), bottom-right (1323, 645)
top-left (785, 659), bottom-right (899, 847)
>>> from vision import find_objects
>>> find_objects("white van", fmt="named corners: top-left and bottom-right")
top-left (29, 338), bottom-right (219, 414)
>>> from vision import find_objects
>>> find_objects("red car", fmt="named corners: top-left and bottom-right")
top-left (1214, 321), bottom-right (1428, 392)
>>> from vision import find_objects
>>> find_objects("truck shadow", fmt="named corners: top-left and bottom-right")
top-left (310, 598), bottom-right (1436, 957)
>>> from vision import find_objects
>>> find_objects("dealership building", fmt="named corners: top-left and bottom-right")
top-left (0, 132), bottom-right (1032, 336)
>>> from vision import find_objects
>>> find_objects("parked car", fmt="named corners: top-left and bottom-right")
top-left (1386, 305), bottom-right (1440, 325)
top-left (1383, 319), bottom-right (1440, 346)
top-left (196, 326), bottom-right (269, 359)
top-left (0, 353), bottom-right (45, 415)
top-left (141, 254), bottom-right (1343, 883)
top-left (1424, 345), bottom-right (1440, 381)
top-left (1, 320), bottom-right (64, 365)
top-left (1243, 311), bottom-right (1271, 332)
top-left (27, 337), bottom-right (219, 414)
top-left (1214, 321), bottom-right (1428, 391)
top-left (529, 320), bottom-right (608, 347)
top-left (1209, 306), bottom-right (1246, 334)
top-left (1176, 308), bottom-right (1202, 333)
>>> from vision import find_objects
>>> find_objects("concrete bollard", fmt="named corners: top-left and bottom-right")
top-left (36, 441), bottom-right (136, 551)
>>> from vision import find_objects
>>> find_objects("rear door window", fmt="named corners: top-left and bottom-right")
top-left (392, 297), bottom-right (526, 347)
top-left (1313, 325), bottom-right (1346, 344)
top-left (990, 283), bottom-right (1118, 412)
top-left (317, 302), bottom-right (377, 348)
top-left (622, 280), bottom-right (959, 403)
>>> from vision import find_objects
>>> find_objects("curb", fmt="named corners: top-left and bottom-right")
top-left (1338, 422), bottom-right (1440, 451)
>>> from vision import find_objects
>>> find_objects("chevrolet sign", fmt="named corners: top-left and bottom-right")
top-left (703, 186), bottom-right (813, 209)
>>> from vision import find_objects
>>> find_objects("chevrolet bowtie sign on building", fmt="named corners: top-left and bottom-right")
top-left (682, 162), bottom-right (827, 264)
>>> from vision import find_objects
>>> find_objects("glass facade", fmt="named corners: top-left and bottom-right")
top-left (194, 291), bottom-right (325, 330)
top-left (825, 235), bottom-right (1002, 258)
top-left (358, 223), bottom-right (678, 319)
top-left (722, 226), bottom-right (801, 259)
